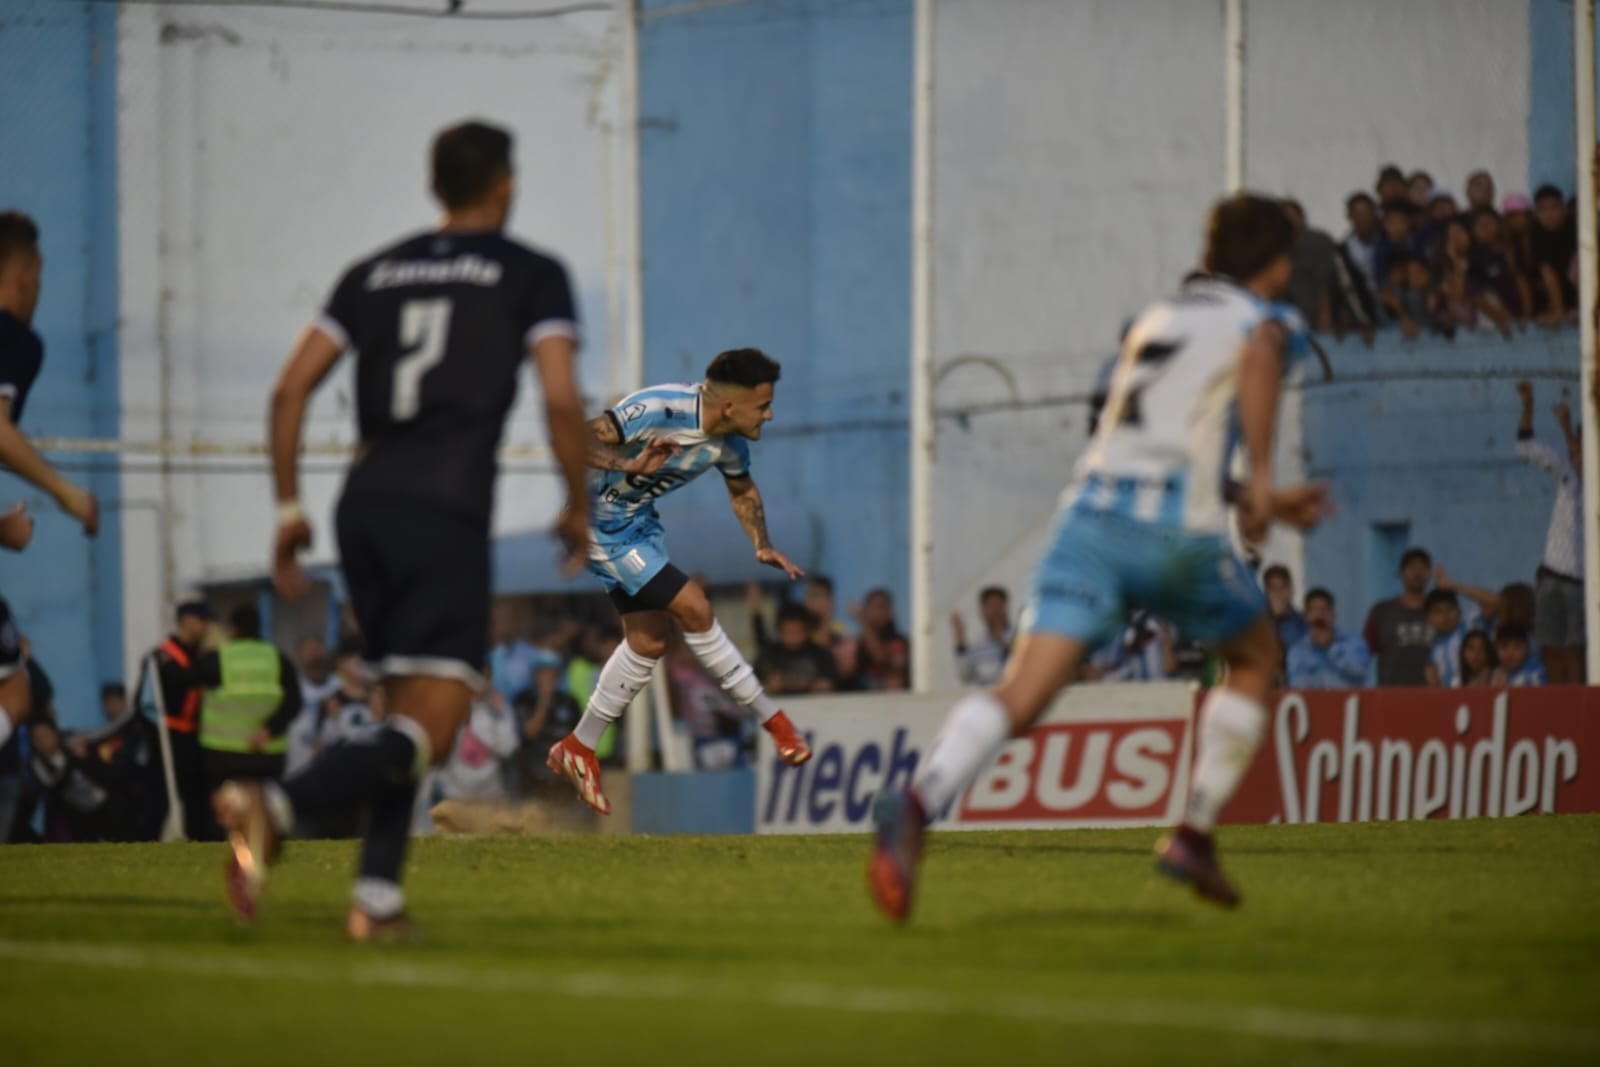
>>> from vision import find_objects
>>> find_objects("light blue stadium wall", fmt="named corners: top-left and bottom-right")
top-left (638, 0), bottom-right (913, 617)
top-left (0, 1), bottom-right (123, 727)
top-left (1302, 335), bottom-right (1580, 623)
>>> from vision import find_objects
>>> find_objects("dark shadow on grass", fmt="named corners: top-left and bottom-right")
top-left (931, 839), bottom-right (1153, 857)
top-left (973, 905), bottom-right (1194, 931)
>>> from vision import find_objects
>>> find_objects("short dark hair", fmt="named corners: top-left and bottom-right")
top-left (0, 211), bottom-right (39, 272)
top-left (979, 586), bottom-right (1008, 605)
top-left (1204, 194), bottom-right (1295, 282)
top-left (1468, 205), bottom-right (1502, 226)
top-left (431, 121), bottom-right (513, 211)
top-left (1400, 547), bottom-right (1432, 570)
top-left (1408, 169), bottom-right (1432, 185)
top-left (1382, 198), bottom-right (1418, 218)
top-left (776, 602), bottom-right (813, 627)
top-left (230, 604), bottom-right (262, 640)
top-left (334, 635), bottom-right (365, 662)
top-left (807, 574), bottom-right (834, 595)
top-left (1346, 191), bottom-right (1376, 212)
top-left (1495, 622), bottom-right (1530, 645)
top-left (1534, 184), bottom-right (1565, 204)
top-left (705, 348), bottom-right (781, 389)
top-left (1425, 588), bottom-right (1459, 611)
top-left (1304, 587), bottom-right (1335, 610)
top-left (1262, 564), bottom-right (1291, 585)
top-left (100, 682), bottom-right (126, 702)
top-left (865, 587), bottom-right (893, 605)
top-left (1377, 164), bottom-right (1405, 185)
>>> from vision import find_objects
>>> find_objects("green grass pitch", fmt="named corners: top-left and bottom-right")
top-left (2, 816), bottom-right (1597, 1065)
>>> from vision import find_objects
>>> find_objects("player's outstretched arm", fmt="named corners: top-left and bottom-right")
top-left (268, 325), bottom-right (345, 598)
top-left (0, 398), bottom-right (96, 537)
top-left (726, 474), bottom-right (804, 580)
top-left (531, 335), bottom-right (591, 570)
top-left (1235, 320), bottom-right (1288, 541)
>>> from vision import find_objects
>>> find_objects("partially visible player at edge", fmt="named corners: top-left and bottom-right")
top-left (214, 121), bottom-right (591, 940)
top-left (545, 349), bottom-right (813, 815)
top-left (0, 211), bottom-right (100, 767)
top-left (870, 194), bottom-right (1334, 919)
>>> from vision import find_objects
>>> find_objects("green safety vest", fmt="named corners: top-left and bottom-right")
top-left (565, 657), bottom-right (615, 760)
top-left (201, 640), bottom-right (287, 755)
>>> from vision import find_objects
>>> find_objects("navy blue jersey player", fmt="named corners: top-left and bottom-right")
top-left (214, 121), bottom-right (592, 940)
top-left (0, 211), bottom-right (101, 768)
top-left (545, 350), bottom-right (814, 815)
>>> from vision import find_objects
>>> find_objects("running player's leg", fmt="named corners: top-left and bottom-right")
top-left (870, 511), bottom-right (1117, 922)
top-left (1153, 542), bottom-right (1277, 908)
top-left (216, 501), bottom-right (480, 933)
top-left (549, 608), bottom-right (670, 815)
top-left (663, 578), bottom-right (811, 765)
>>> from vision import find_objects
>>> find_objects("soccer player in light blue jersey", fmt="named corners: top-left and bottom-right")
top-left (869, 195), bottom-right (1335, 918)
top-left (546, 348), bottom-right (813, 814)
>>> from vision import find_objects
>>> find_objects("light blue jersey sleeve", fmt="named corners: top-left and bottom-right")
top-left (608, 387), bottom-right (694, 443)
top-left (1265, 301), bottom-right (1314, 369)
top-left (717, 435), bottom-right (752, 480)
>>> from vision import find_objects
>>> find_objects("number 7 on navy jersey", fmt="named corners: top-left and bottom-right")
top-left (392, 298), bottom-right (453, 421)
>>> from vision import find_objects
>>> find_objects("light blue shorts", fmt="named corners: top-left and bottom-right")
top-left (1023, 503), bottom-right (1266, 649)
top-left (587, 515), bottom-right (671, 596)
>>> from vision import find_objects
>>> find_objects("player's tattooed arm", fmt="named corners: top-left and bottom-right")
top-left (725, 475), bottom-right (772, 549)
top-left (728, 475), bottom-right (806, 580)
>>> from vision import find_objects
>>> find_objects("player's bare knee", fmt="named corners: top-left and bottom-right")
top-left (669, 589), bottom-right (715, 634)
top-left (625, 628), bottom-right (667, 660)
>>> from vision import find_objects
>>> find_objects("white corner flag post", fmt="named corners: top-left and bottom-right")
top-left (1224, 0), bottom-right (1246, 194)
top-left (909, 0), bottom-right (937, 693)
top-left (1576, 0), bottom-right (1600, 683)
top-left (142, 653), bottom-right (188, 843)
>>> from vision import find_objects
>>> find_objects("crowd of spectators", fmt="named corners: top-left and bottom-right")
top-left (1284, 165), bottom-right (1582, 342)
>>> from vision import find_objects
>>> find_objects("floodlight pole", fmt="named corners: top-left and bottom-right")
top-left (1577, 0), bottom-right (1600, 683)
top-left (909, 0), bottom-right (936, 692)
top-left (1224, 0), bottom-right (1245, 193)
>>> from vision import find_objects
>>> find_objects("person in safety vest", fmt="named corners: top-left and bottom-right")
top-left (155, 600), bottom-right (217, 839)
top-left (182, 604), bottom-right (302, 836)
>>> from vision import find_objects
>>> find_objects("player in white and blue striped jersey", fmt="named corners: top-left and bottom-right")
top-left (871, 195), bottom-right (1336, 920)
top-left (546, 349), bottom-right (813, 814)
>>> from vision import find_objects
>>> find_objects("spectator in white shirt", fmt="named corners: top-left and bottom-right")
top-left (951, 586), bottom-right (1013, 687)
top-left (1515, 380), bottom-right (1585, 683)
top-left (427, 683), bottom-right (522, 812)
top-left (296, 636), bottom-right (339, 713)
top-left (1341, 191), bottom-right (1382, 297)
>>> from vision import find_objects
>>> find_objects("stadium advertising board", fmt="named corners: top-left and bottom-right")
top-left (756, 686), bottom-right (1600, 833)
top-left (755, 685), bottom-right (1195, 834)
top-left (1221, 687), bottom-right (1600, 825)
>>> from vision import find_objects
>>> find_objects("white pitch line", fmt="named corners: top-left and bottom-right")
top-left (0, 937), bottom-right (1593, 1053)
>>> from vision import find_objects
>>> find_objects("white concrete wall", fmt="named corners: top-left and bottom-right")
top-left (926, 0), bottom-right (1530, 686)
top-left (116, 1), bottom-right (624, 670)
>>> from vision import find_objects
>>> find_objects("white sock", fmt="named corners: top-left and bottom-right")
top-left (1184, 687), bottom-right (1267, 833)
top-left (684, 621), bottom-right (780, 722)
top-left (912, 692), bottom-right (1012, 813)
top-left (353, 877), bottom-right (405, 920)
top-left (0, 708), bottom-right (12, 750)
top-left (573, 643), bottom-right (658, 749)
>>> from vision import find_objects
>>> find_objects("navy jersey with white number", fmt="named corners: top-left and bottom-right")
top-left (316, 230), bottom-right (578, 522)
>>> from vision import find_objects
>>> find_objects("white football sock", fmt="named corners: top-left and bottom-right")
top-left (0, 708), bottom-right (12, 750)
top-left (1184, 686), bottom-right (1267, 833)
top-left (573, 643), bottom-right (658, 749)
top-left (912, 692), bottom-right (1012, 813)
top-left (684, 621), bottom-right (780, 722)
top-left (353, 877), bottom-right (405, 921)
